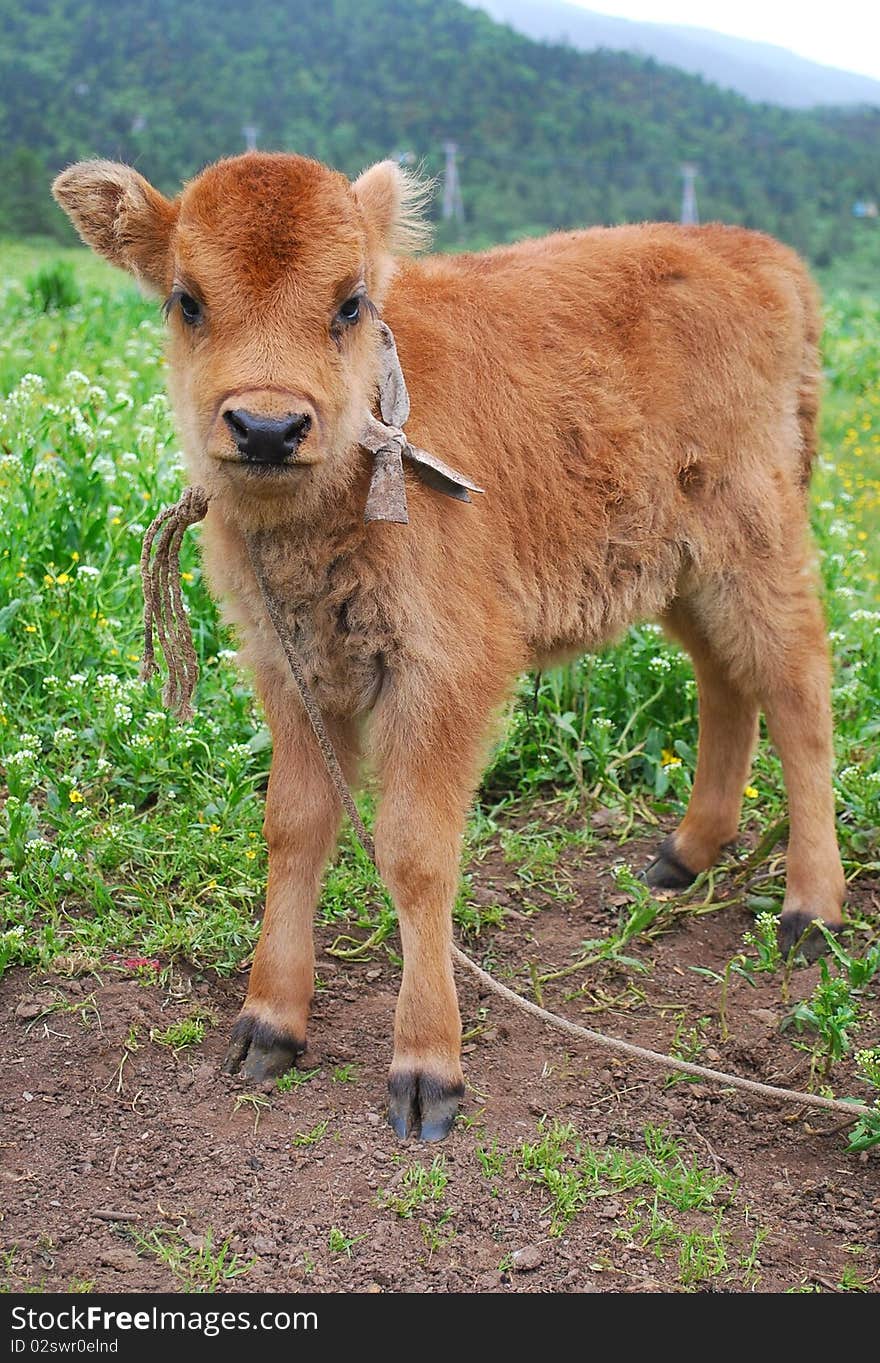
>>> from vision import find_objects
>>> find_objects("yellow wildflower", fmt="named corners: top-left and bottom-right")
top-left (744, 786), bottom-right (758, 799)
top-left (68, 790), bottom-right (84, 804)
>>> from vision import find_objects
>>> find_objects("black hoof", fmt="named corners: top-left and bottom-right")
top-left (643, 836), bottom-right (698, 891)
top-left (388, 1071), bottom-right (463, 1142)
top-left (778, 912), bottom-right (842, 963)
top-left (222, 1014), bottom-right (304, 1082)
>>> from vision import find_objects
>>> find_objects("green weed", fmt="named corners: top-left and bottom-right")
top-left (518, 1121), bottom-right (728, 1236)
top-left (151, 1008), bottom-right (214, 1050)
top-left (276, 1065), bottom-right (320, 1093)
top-left (25, 260), bottom-right (81, 313)
top-left (378, 1157), bottom-right (449, 1218)
top-left (129, 1227), bottom-right (252, 1292)
top-left (292, 1120), bottom-right (329, 1148)
top-left (327, 1227), bottom-right (365, 1257)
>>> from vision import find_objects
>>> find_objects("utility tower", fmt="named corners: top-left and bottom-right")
top-left (680, 163), bottom-right (699, 226)
top-left (442, 141), bottom-right (464, 225)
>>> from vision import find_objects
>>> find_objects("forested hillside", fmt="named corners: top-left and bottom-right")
top-left (1, 0), bottom-right (878, 264)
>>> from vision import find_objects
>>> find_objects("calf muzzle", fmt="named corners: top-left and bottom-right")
top-left (223, 408), bottom-right (312, 465)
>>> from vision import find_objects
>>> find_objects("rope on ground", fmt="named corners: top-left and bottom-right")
top-left (450, 946), bottom-right (876, 1122)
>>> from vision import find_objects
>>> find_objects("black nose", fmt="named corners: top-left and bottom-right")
top-left (223, 409), bottom-right (312, 465)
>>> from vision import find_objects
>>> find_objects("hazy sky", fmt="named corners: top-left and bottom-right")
top-left (567, 2), bottom-right (880, 81)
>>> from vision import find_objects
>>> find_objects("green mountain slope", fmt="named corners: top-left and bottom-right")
top-left (1, 0), bottom-right (878, 264)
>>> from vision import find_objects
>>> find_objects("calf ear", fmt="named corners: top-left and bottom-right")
top-left (352, 160), bottom-right (432, 297)
top-left (52, 160), bottom-right (177, 294)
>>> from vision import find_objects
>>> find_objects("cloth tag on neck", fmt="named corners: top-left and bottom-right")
top-left (362, 321), bottom-right (484, 524)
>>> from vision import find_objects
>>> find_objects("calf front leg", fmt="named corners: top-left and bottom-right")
top-left (374, 695), bottom-right (498, 1141)
top-left (378, 800), bottom-right (464, 1142)
top-left (223, 684), bottom-right (359, 1081)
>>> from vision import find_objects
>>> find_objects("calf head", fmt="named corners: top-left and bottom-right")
top-left (53, 152), bottom-right (429, 517)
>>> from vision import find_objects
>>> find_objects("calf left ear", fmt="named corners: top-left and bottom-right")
top-left (52, 160), bottom-right (177, 294)
top-left (352, 160), bottom-right (432, 297)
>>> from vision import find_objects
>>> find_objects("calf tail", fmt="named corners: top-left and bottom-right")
top-left (796, 276), bottom-right (823, 491)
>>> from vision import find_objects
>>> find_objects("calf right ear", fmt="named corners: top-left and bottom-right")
top-left (52, 160), bottom-right (177, 294)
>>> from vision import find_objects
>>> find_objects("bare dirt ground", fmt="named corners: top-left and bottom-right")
top-left (2, 820), bottom-right (879, 1294)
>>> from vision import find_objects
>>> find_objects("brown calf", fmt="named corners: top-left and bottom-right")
top-left (54, 152), bottom-right (845, 1140)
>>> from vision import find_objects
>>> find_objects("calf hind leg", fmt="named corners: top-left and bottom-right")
top-left (760, 639), bottom-right (845, 959)
top-left (645, 600), bottom-right (759, 888)
top-left (663, 568), bottom-right (845, 959)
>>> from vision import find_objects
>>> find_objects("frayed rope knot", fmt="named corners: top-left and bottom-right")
top-left (140, 484), bottom-right (211, 720)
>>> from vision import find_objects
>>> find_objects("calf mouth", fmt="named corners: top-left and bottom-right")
top-left (238, 455), bottom-right (310, 476)
top-left (207, 449), bottom-right (314, 476)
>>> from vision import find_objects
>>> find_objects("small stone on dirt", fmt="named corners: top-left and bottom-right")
top-left (512, 1245), bottom-right (543, 1272)
top-left (15, 993), bottom-right (55, 1021)
top-left (99, 1246), bottom-right (140, 1273)
top-left (750, 1008), bottom-right (780, 1027)
top-left (590, 807), bottom-right (624, 832)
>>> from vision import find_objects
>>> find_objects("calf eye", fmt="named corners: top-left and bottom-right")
top-left (178, 292), bottom-right (203, 326)
top-left (336, 295), bottom-right (361, 325)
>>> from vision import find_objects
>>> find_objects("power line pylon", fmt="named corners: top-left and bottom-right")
top-left (680, 163), bottom-right (699, 225)
top-left (442, 141), bottom-right (464, 225)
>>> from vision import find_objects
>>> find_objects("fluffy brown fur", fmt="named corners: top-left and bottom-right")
top-left (54, 152), bottom-right (845, 1140)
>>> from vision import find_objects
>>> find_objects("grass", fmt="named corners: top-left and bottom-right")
top-left (128, 1225), bottom-right (252, 1292)
top-left (327, 1227), bottom-right (365, 1257)
top-left (519, 1121), bottom-right (729, 1237)
top-left (276, 1064), bottom-right (321, 1093)
top-left (378, 1156), bottom-right (449, 1218)
top-left (293, 1119), bottom-right (330, 1147)
top-left (491, 1117), bottom-right (786, 1289)
top-left (0, 240), bottom-right (878, 1139)
top-left (151, 1016), bottom-right (207, 1050)
top-left (512, 1119), bottom-right (779, 1289)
